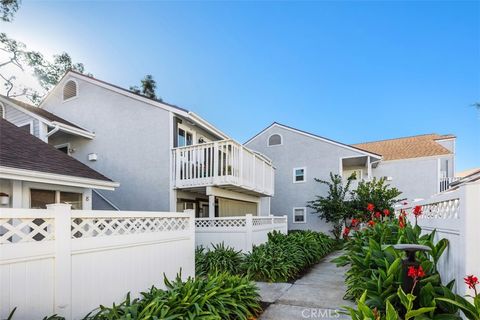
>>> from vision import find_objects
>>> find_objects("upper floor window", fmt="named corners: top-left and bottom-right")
top-left (63, 80), bottom-right (78, 101)
top-left (293, 167), bottom-right (306, 183)
top-left (0, 102), bottom-right (5, 119)
top-left (268, 134), bottom-right (282, 146)
top-left (177, 124), bottom-right (194, 147)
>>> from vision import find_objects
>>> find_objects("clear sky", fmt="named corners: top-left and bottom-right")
top-left (2, 1), bottom-right (479, 171)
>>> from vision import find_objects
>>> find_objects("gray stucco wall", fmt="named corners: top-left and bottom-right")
top-left (42, 77), bottom-right (172, 211)
top-left (246, 126), bottom-right (368, 233)
top-left (3, 103), bottom-right (40, 137)
top-left (372, 155), bottom-right (453, 201)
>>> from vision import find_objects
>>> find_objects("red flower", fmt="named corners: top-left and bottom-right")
top-left (343, 227), bottom-right (351, 238)
top-left (367, 220), bottom-right (375, 227)
top-left (367, 203), bottom-right (375, 212)
top-left (408, 266), bottom-right (426, 279)
top-left (351, 218), bottom-right (359, 227)
top-left (464, 275), bottom-right (479, 290)
top-left (413, 205), bottom-right (423, 217)
top-left (383, 209), bottom-right (390, 216)
top-left (375, 211), bottom-right (382, 219)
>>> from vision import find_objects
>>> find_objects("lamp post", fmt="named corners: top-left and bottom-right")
top-left (393, 244), bottom-right (431, 296)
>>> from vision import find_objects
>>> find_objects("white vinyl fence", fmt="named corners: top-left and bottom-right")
top-left (0, 204), bottom-right (195, 320)
top-left (195, 214), bottom-right (288, 252)
top-left (397, 180), bottom-right (480, 295)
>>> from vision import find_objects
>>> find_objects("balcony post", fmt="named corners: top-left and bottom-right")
top-left (213, 141), bottom-right (219, 184)
top-left (209, 195), bottom-right (215, 218)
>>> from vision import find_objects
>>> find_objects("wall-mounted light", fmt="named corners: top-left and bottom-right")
top-left (88, 153), bottom-right (98, 161)
top-left (0, 192), bottom-right (10, 205)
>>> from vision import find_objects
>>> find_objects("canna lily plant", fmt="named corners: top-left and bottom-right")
top-left (436, 275), bottom-right (480, 320)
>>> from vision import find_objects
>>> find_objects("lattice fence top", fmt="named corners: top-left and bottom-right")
top-left (273, 217), bottom-right (287, 224)
top-left (71, 217), bottom-right (190, 239)
top-left (252, 218), bottom-right (273, 226)
top-left (195, 218), bottom-right (246, 228)
top-left (0, 218), bottom-right (54, 244)
top-left (420, 199), bottom-right (460, 220)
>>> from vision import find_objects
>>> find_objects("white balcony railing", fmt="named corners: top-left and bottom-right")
top-left (172, 140), bottom-right (274, 196)
top-left (439, 176), bottom-right (459, 192)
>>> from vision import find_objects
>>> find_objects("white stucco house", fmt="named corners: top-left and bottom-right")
top-left (245, 122), bottom-right (456, 232)
top-left (0, 114), bottom-right (118, 210)
top-left (1, 71), bottom-right (274, 217)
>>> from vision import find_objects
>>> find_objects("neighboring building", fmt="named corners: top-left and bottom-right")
top-left (2, 71), bottom-right (274, 216)
top-left (245, 122), bottom-right (456, 232)
top-left (0, 118), bottom-right (118, 209)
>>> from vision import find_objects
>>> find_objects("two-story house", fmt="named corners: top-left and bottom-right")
top-left (3, 71), bottom-right (274, 217)
top-left (245, 122), bottom-right (455, 232)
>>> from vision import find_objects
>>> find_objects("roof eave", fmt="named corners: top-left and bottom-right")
top-left (0, 166), bottom-right (119, 190)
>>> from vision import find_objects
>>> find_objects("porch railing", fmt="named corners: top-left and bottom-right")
top-left (439, 176), bottom-right (459, 192)
top-left (172, 140), bottom-right (274, 196)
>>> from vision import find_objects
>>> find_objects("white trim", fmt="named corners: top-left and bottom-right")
top-left (0, 101), bottom-right (5, 118)
top-left (55, 143), bottom-right (71, 155)
top-left (292, 207), bottom-right (307, 224)
top-left (17, 120), bottom-right (34, 135)
top-left (0, 166), bottom-right (119, 190)
top-left (62, 79), bottom-right (79, 102)
top-left (267, 133), bottom-right (283, 147)
top-left (293, 167), bottom-right (307, 183)
top-left (381, 154), bottom-right (454, 164)
top-left (245, 123), bottom-right (382, 159)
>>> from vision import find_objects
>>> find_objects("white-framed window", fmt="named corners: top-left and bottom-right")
top-left (177, 123), bottom-right (195, 147)
top-left (293, 167), bottom-right (306, 183)
top-left (17, 120), bottom-right (34, 134)
top-left (293, 207), bottom-right (307, 224)
top-left (268, 134), bottom-right (282, 146)
top-left (55, 143), bottom-right (71, 155)
top-left (0, 102), bottom-right (5, 119)
top-left (63, 79), bottom-right (78, 101)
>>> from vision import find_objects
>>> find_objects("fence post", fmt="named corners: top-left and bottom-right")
top-left (283, 215), bottom-right (288, 234)
top-left (47, 203), bottom-right (72, 320)
top-left (245, 214), bottom-right (253, 252)
top-left (184, 209), bottom-right (196, 280)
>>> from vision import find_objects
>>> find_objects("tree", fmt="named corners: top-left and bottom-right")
top-left (350, 177), bottom-right (403, 220)
top-left (130, 74), bottom-right (161, 100)
top-left (1, 0), bottom-right (20, 22)
top-left (0, 32), bottom-right (89, 104)
top-left (308, 172), bottom-right (355, 240)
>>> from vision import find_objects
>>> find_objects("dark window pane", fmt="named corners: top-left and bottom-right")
top-left (60, 192), bottom-right (82, 210)
top-left (30, 189), bottom-right (56, 209)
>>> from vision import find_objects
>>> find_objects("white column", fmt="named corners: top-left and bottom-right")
top-left (367, 156), bottom-right (372, 180)
top-left (209, 195), bottom-right (215, 218)
top-left (47, 203), bottom-right (72, 320)
top-left (11, 180), bottom-right (22, 208)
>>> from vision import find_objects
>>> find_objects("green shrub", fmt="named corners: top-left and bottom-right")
top-left (195, 243), bottom-right (244, 277)
top-left (334, 215), bottom-right (459, 318)
top-left (86, 272), bottom-right (261, 320)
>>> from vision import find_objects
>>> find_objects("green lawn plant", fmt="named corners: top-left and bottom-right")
top-left (195, 242), bottom-right (244, 277)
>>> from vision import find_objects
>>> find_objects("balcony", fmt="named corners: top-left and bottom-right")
top-left (172, 140), bottom-right (274, 196)
top-left (439, 176), bottom-right (459, 192)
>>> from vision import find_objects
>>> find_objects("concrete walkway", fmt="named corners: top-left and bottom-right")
top-left (257, 251), bottom-right (355, 320)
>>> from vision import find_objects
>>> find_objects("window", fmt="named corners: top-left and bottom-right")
top-left (0, 102), bottom-right (4, 119)
top-left (293, 207), bottom-right (306, 224)
top-left (30, 189), bottom-right (82, 209)
top-left (55, 143), bottom-right (70, 155)
top-left (293, 167), bottom-right (306, 183)
top-left (177, 125), bottom-right (194, 147)
top-left (268, 134), bottom-right (282, 146)
top-left (63, 80), bottom-right (78, 101)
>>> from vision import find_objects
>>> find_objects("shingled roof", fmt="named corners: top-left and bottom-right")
top-left (0, 118), bottom-right (112, 182)
top-left (1, 95), bottom-right (87, 131)
top-left (352, 134), bottom-right (455, 161)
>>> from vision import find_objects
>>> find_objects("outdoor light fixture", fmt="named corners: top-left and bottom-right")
top-left (0, 192), bottom-right (10, 205)
top-left (393, 244), bottom-right (431, 296)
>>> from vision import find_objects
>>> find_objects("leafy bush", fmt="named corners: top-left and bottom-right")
top-left (334, 211), bottom-right (459, 318)
top-left (195, 243), bottom-right (244, 276)
top-left (86, 272), bottom-right (261, 320)
top-left (244, 230), bottom-right (335, 282)
top-left (195, 230), bottom-right (335, 283)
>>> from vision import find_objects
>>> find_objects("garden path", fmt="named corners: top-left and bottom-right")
top-left (257, 251), bottom-right (354, 320)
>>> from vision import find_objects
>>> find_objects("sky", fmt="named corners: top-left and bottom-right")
top-left (2, 1), bottom-right (479, 171)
